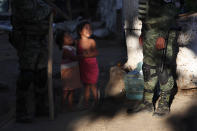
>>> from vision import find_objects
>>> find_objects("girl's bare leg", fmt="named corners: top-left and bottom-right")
top-left (62, 90), bottom-right (69, 111)
top-left (63, 90), bottom-right (69, 105)
top-left (68, 90), bottom-right (74, 110)
top-left (90, 84), bottom-right (98, 103)
top-left (84, 85), bottom-right (90, 107)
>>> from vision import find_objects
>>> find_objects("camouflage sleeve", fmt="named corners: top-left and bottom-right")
top-left (33, 0), bottom-right (52, 21)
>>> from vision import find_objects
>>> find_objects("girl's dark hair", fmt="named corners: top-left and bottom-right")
top-left (76, 21), bottom-right (90, 38)
top-left (55, 30), bottom-right (70, 50)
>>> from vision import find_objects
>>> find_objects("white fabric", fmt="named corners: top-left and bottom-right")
top-left (61, 62), bottom-right (78, 70)
top-left (61, 45), bottom-right (78, 69)
top-left (63, 45), bottom-right (76, 55)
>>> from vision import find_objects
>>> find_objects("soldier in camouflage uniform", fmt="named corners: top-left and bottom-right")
top-left (10, 0), bottom-right (52, 122)
top-left (128, 0), bottom-right (179, 116)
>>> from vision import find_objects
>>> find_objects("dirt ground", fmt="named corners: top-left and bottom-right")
top-left (1, 32), bottom-right (197, 131)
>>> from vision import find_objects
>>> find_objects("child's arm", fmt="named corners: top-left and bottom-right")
top-left (82, 39), bottom-right (98, 58)
top-left (62, 49), bottom-right (81, 61)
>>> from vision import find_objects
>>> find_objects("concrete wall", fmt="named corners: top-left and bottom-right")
top-left (177, 13), bottom-right (197, 89)
top-left (122, 0), bottom-right (143, 70)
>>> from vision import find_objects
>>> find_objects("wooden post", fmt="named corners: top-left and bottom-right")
top-left (48, 13), bottom-right (54, 120)
top-left (44, 0), bottom-right (70, 20)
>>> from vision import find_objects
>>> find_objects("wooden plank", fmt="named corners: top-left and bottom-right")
top-left (48, 13), bottom-right (55, 120)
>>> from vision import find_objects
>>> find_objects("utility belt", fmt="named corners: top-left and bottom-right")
top-left (142, 63), bottom-right (169, 85)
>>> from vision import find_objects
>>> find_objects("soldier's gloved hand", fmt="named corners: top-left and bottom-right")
top-left (155, 37), bottom-right (165, 50)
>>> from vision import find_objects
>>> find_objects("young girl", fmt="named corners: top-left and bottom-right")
top-left (77, 21), bottom-right (99, 107)
top-left (56, 31), bottom-right (82, 111)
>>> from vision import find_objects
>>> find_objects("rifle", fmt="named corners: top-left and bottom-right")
top-left (158, 27), bottom-right (181, 85)
top-left (153, 27), bottom-right (181, 107)
top-left (152, 29), bottom-right (171, 108)
top-left (162, 27), bottom-right (182, 72)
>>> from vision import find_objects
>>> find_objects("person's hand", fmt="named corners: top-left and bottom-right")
top-left (155, 37), bottom-right (165, 50)
top-left (139, 36), bottom-right (143, 46)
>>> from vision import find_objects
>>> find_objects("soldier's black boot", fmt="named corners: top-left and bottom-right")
top-left (153, 91), bottom-right (170, 117)
top-left (16, 93), bottom-right (32, 123)
top-left (34, 68), bottom-right (49, 117)
top-left (127, 92), bottom-right (153, 113)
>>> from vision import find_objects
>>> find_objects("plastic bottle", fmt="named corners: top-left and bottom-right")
top-left (124, 62), bottom-right (144, 100)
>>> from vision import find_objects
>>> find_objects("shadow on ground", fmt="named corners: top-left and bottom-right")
top-left (167, 93), bottom-right (197, 131)
top-left (0, 34), bottom-right (134, 131)
top-left (54, 95), bottom-right (138, 131)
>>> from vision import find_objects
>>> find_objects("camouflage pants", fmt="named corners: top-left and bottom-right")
top-left (143, 71), bottom-right (174, 104)
top-left (14, 34), bottom-right (49, 117)
top-left (142, 29), bottom-right (177, 107)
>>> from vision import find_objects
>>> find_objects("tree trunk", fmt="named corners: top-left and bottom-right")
top-left (122, 0), bottom-right (143, 70)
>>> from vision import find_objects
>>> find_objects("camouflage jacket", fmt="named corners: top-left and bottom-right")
top-left (11, 0), bottom-right (52, 35)
top-left (139, 0), bottom-right (178, 31)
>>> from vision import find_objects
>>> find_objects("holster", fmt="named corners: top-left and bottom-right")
top-left (143, 63), bottom-right (169, 85)
top-left (158, 68), bottom-right (169, 85)
top-left (142, 63), bottom-right (158, 82)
